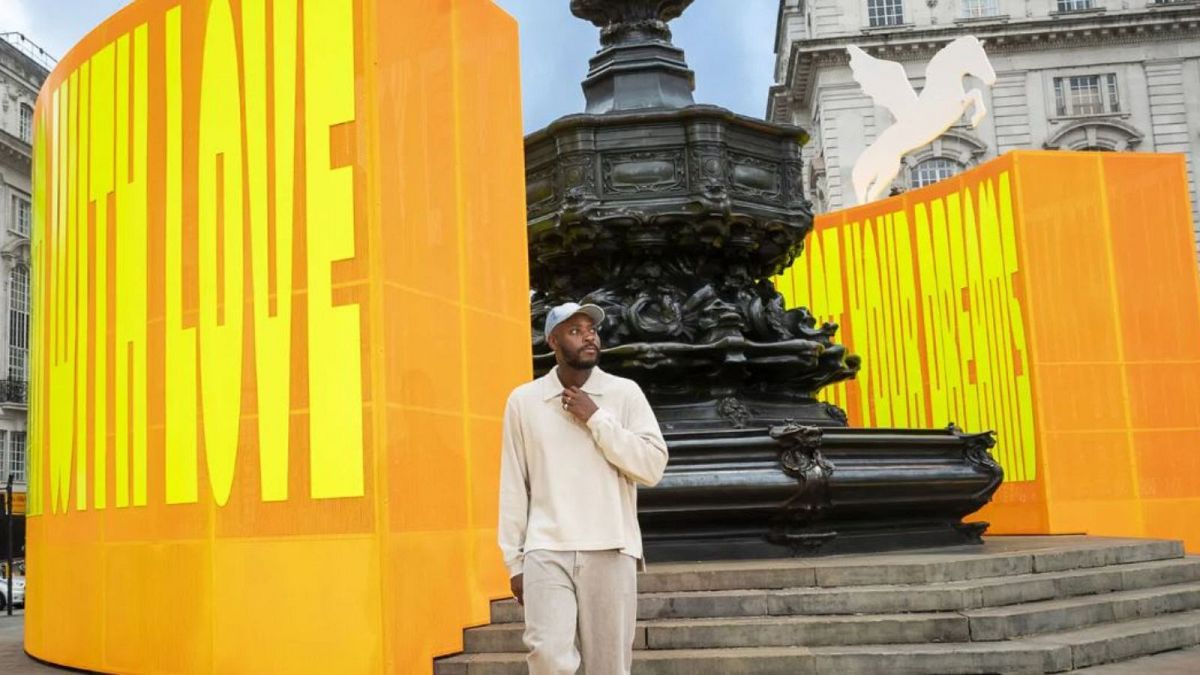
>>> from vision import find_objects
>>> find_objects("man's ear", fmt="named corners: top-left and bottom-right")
top-left (546, 330), bottom-right (558, 352)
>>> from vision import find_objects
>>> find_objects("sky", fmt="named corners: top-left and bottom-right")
top-left (0, 0), bottom-right (779, 131)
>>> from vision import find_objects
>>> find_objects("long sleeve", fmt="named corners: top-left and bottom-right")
top-left (497, 395), bottom-right (529, 578)
top-left (585, 384), bottom-right (668, 486)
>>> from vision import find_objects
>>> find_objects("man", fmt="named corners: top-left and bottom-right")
top-left (498, 302), bottom-right (668, 675)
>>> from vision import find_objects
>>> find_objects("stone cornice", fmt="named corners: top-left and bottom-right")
top-left (0, 40), bottom-right (50, 95)
top-left (0, 128), bottom-right (32, 171)
top-left (768, 6), bottom-right (1200, 119)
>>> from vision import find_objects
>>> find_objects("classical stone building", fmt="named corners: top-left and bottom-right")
top-left (768, 0), bottom-right (1200, 250)
top-left (0, 33), bottom-right (49, 516)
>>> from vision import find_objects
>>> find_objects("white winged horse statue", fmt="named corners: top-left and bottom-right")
top-left (849, 36), bottom-right (997, 204)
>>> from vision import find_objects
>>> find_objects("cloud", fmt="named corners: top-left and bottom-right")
top-left (0, 0), bottom-right (34, 37)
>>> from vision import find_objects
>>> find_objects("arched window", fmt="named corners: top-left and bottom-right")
top-left (9, 265), bottom-right (28, 385)
top-left (1044, 119), bottom-right (1144, 152)
top-left (903, 128), bottom-right (987, 192)
top-left (911, 157), bottom-right (963, 189)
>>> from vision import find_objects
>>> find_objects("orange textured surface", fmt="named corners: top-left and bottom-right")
top-left (778, 151), bottom-right (1200, 551)
top-left (26, 0), bottom-right (527, 672)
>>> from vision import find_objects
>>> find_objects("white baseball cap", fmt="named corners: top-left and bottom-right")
top-left (544, 302), bottom-right (605, 338)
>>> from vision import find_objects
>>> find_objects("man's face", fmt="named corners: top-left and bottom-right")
top-left (549, 313), bottom-right (601, 369)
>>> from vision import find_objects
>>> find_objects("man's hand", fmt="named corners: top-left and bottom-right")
top-left (511, 574), bottom-right (524, 606)
top-left (561, 386), bottom-right (599, 423)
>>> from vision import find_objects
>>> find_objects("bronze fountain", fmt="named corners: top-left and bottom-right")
top-left (525, 0), bottom-right (1003, 560)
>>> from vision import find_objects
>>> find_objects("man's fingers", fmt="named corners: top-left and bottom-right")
top-left (511, 574), bottom-right (524, 605)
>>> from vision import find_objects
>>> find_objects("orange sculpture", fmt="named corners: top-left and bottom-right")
top-left (27, 0), bottom-right (527, 672)
top-left (778, 150), bottom-right (1200, 553)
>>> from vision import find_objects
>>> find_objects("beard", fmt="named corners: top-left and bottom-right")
top-left (563, 346), bottom-right (600, 369)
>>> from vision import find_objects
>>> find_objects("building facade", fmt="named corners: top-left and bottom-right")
top-left (768, 0), bottom-right (1200, 253)
top-left (0, 33), bottom-right (49, 518)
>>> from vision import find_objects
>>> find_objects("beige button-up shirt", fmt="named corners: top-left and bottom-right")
top-left (498, 366), bottom-right (668, 577)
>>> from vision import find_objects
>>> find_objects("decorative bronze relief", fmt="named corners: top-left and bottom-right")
top-left (603, 150), bottom-right (687, 194)
top-left (526, 166), bottom-right (556, 215)
top-left (728, 153), bottom-right (782, 201)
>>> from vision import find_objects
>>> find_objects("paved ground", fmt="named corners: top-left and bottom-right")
top-left (0, 613), bottom-right (61, 673)
top-left (1, 610), bottom-right (1199, 673)
top-left (1078, 647), bottom-right (1200, 673)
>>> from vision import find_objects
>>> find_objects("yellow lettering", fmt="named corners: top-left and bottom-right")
top-left (246, 0), bottom-right (297, 502)
top-left (49, 84), bottom-right (72, 513)
top-left (198, 0), bottom-right (246, 507)
top-left (820, 228), bottom-right (847, 411)
top-left (79, 61), bottom-right (93, 509)
top-left (90, 45), bottom-right (113, 510)
top-left (164, 7), bottom-right (198, 505)
top-left (29, 110), bottom-right (46, 517)
top-left (305, 0), bottom-right (364, 498)
top-left (114, 27), bottom-right (149, 506)
top-left (775, 171), bottom-right (1037, 480)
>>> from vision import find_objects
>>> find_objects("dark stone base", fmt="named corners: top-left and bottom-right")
top-left (650, 396), bottom-right (850, 431)
top-left (638, 424), bottom-right (1003, 562)
top-left (645, 520), bottom-right (991, 562)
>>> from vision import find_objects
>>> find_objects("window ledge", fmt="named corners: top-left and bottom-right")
top-left (1050, 111), bottom-right (1131, 123)
top-left (862, 22), bottom-right (915, 33)
top-left (1147, 0), bottom-right (1200, 8)
top-left (954, 14), bottom-right (1010, 24)
top-left (1049, 7), bottom-right (1107, 16)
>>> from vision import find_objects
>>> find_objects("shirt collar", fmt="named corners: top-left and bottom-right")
top-left (541, 366), bottom-right (610, 401)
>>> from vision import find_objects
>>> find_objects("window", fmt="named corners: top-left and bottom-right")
top-left (9, 432), bottom-right (24, 483)
top-left (9, 266), bottom-right (28, 386)
top-left (1056, 0), bottom-right (1094, 11)
top-left (868, 0), bottom-right (905, 26)
top-left (1054, 74), bottom-right (1120, 116)
top-left (11, 195), bottom-right (30, 236)
top-left (912, 158), bottom-right (963, 188)
top-left (1044, 119), bottom-right (1144, 151)
top-left (18, 104), bottom-right (32, 144)
top-left (961, 0), bottom-right (999, 17)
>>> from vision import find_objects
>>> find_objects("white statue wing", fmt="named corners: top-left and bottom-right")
top-left (848, 45), bottom-right (918, 117)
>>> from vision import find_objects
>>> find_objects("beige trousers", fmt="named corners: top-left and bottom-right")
top-left (522, 549), bottom-right (638, 675)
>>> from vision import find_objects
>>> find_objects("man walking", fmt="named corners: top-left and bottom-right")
top-left (498, 302), bottom-right (668, 675)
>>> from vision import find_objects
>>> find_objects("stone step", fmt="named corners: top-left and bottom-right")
top-left (464, 612), bottom-right (969, 653)
top-left (441, 611), bottom-right (1200, 674)
top-left (635, 537), bottom-right (1182, 594)
top-left (443, 538), bottom-right (1194, 674)
top-left (471, 581), bottom-right (1200, 653)
top-left (436, 641), bottom-right (1073, 675)
top-left (805, 642), bottom-right (1073, 674)
top-left (768, 557), bottom-right (1200, 620)
top-left (964, 580), bottom-right (1200, 640)
top-left (1031, 608), bottom-right (1200, 669)
top-left (488, 556), bottom-right (1200, 624)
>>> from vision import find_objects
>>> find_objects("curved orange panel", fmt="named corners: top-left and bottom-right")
top-left (28, 0), bottom-right (528, 672)
top-left (778, 150), bottom-right (1200, 551)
